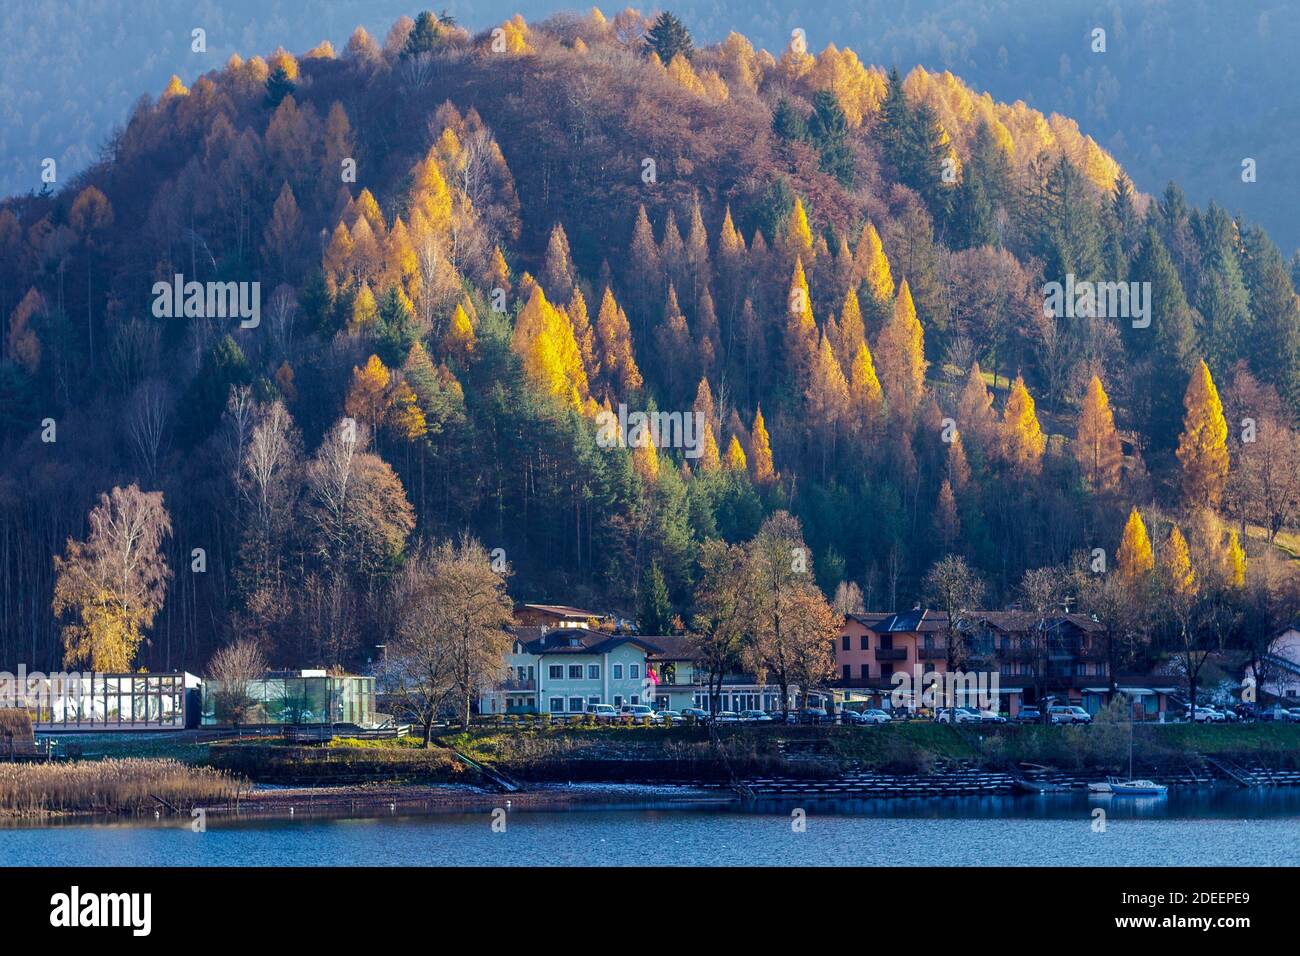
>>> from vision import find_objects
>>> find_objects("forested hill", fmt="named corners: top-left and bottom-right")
top-left (0, 9), bottom-right (1297, 675)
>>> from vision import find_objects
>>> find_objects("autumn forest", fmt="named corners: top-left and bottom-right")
top-left (0, 9), bottom-right (1298, 688)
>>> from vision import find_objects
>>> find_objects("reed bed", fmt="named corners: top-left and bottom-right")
top-left (0, 758), bottom-right (249, 817)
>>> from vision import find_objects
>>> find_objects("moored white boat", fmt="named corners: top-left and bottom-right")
top-left (1108, 777), bottom-right (1167, 796)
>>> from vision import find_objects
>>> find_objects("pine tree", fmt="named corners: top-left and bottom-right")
top-left (1002, 375), bottom-right (1046, 475)
top-left (1074, 374), bottom-right (1123, 491)
top-left (1241, 223), bottom-right (1300, 412)
top-left (1176, 359), bottom-right (1229, 508)
top-left (1116, 506), bottom-right (1154, 584)
top-left (645, 11), bottom-right (693, 64)
top-left (1129, 226), bottom-right (1197, 446)
top-left (639, 562), bottom-right (675, 635)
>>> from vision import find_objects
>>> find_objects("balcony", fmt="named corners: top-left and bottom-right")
top-left (917, 646), bottom-right (946, 660)
top-left (875, 648), bottom-right (908, 662)
top-left (498, 679), bottom-right (536, 691)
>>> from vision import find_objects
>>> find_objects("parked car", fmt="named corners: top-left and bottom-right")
top-left (860, 709), bottom-right (893, 724)
top-left (1016, 706), bottom-right (1042, 723)
top-left (619, 704), bottom-right (658, 722)
top-left (1048, 705), bottom-right (1092, 725)
top-left (585, 703), bottom-right (618, 721)
top-left (797, 707), bottom-right (830, 724)
top-left (713, 710), bottom-right (741, 722)
top-left (838, 709), bottom-right (868, 725)
top-left (1184, 706), bottom-right (1225, 723)
top-left (680, 708), bottom-right (709, 721)
top-left (935, 707), bottom-right (981, 724)
top-left (767, 710), bottom-right (797, 724)
top-left (975, 709), bottom-right (1007, 724)
top-left (738, 710), bottom-right (772, 722)
top-left (657, 710), bottom-right (682, 724)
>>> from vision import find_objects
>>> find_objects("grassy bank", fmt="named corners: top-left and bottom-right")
top-left (206, 738), bottom-right (475, 785)
top-left (0, 758), bottom-right (247, 817)
top-left (440, 721), bottom-right (1300, 781)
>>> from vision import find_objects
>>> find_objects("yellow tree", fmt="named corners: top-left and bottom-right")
top-left (1163, 525), bottom-right (1197, 598)
top-left (725, 435), bottom-right (748, 472)
top-left (345, 354), bottom-right (392, 435)
top-left (853, 220), bottom-right (894, 304)
top-left (512, 286), bottom-right (590, 412)
top-left (1116, 506), bottom-right (1154, 584)
top-left (1074, 374), bottom-right (1123, 491)
top-left (53, 485), bottom-right (173, 671)
top-left (781, 198), bottom-right (815, 266)
top-left (784, 257), bottom-right (817, 387)
top-left (875, 279), bottom-right (927, 418)
top-left (847, 341), bottom-right (884, 434)
top-left (1224, 530), bottom-right (1246, 588)
top-left (386, 380), bottom-right (428, 442)
top-left (830, 287), bottom-right (866, 371)
top-left (806, 333), bottom-right (849, 475)
top-left (1176, 359), bottom-right (1229, 508)
top-left (594, 287), bottom-right (643, 398)
top-left (751, 406), bottom-right (776, 483)
top-left (442, 302), bottom-right (476, 358)
top-left (1001, 375), bottom-right (1046, 475)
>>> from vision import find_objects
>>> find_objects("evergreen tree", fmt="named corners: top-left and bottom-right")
top-left (645, 12), bottom-right (692, 64)
top-left (403, 11), bottom-right (442, 58)
top-left (1241, 223), bottom-right (1300, 412)
top-left (264, 67), bottom-right (295, 109)
top-left (808, 91), bottom-right (854, 186)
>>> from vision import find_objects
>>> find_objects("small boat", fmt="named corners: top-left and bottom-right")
top-left (1087, 781), bottom-right (1112, 793)
top-left (1108, 777), bottom-right (1167, 796)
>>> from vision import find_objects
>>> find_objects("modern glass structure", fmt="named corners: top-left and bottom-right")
top-left (0, 672), bottom-right (200, 730)
top-left (200, 671), bottom-right (375, 727)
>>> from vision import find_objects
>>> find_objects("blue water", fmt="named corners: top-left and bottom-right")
top-left (2, 790), bottom-right (1298, 866)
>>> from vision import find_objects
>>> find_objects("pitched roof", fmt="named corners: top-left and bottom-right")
top-left (517, 603), bottom-right (599, 619)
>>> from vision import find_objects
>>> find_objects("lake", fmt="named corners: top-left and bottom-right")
top-left (3, 788), bottom-right (1299, 866)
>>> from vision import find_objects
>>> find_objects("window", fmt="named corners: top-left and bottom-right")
top-left (860, 664), bottom-right (870, 679)
top-left (548, 665), bottom-right (563, 680)
top-left (568, 665), bottom-right (583, 680)
top-left (613, 664), bottom-right (623, 679)
top-left (614, 695), bottom-right (623, 707)
top-left (569, 697), bottom-right (584, 712)
top-left (843, 665), bottom-right (851, 680)
top-left (881, 635), bottom-right (894, 650)
top-left (588, 696), bottom-right (601, 705)
top-left (587, 664), bottom-right (600, 680)
top-left (631, 695), bottom-right (640, 704)
top-left (630, 664), bottom-right (640, 679)
top-left (860, 635), bottom-right (869, 650)
top-left (842, 635), bottom-right (850, 651)
top-left (549, 697), bottom-right (564, 712)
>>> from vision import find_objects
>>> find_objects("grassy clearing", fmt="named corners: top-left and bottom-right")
top-left (207, 740), bottom-right (472, 784)
top-left (45, 733), bottom-right (213, 764)
top-left (0, 758), bottom-right (246, 817)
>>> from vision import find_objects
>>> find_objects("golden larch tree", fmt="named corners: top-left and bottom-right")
top-left (750, 406), bottom-right (776, 483)
top-left (1074, 374), bottom-right (1123, 491)
top-left (1001, 375), bottom-right (1046, 475)
top-left (1116, 506), bottom-right (1154, 584)
top-left (875, 279), bottom-right (927, 418)
top-left (1163, 525), bottom-right (1197, 597)
top-left (1176, 359), bottom-right (1229, 508)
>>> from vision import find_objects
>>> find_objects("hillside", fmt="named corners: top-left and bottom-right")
top-left (0, 8), bottom-right (1297, 677)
